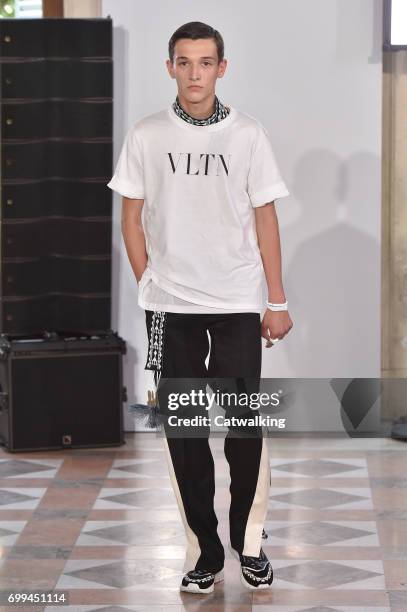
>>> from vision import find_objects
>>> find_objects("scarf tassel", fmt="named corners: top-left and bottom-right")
top-left (128, 369), bottom-right (163, 429)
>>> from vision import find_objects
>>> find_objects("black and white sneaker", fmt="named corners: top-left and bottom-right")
top-left (180, 568), bottom-right (224, 594)
top-left (229, 543), bottom-right (273, 590)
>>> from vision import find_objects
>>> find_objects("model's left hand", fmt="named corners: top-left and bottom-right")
top-left (261, 309), bottom-right (293, 348)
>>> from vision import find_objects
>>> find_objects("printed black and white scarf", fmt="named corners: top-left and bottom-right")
top-left (172, 94), bottom-right (230, 126)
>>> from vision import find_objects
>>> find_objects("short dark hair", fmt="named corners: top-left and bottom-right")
top-left (168, 21), bottom-right (224, 64)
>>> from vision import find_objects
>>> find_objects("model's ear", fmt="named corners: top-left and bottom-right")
top-left (166, 59), bottom-right (175, 79)
top-left (218, 58), bottom-right (227, 77)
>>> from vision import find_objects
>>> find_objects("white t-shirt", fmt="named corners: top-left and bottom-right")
top-left (107, 104), bottom-right (290, 313)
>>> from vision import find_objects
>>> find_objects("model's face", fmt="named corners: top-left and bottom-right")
top-left (166, 38), bottom-right (227, 103)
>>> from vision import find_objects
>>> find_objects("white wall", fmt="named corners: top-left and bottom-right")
top-left (102, 0), bottom-right (383, 430)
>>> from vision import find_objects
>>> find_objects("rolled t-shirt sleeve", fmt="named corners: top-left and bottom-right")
top-left (247, 123), bottom-right (290, 207)
top-left (107, 127), bottom-right (145, 199)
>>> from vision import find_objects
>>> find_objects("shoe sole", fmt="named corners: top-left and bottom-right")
top-left (228, 542), bottom-right (273, 590)
top-left (179, 568), bottom-right (224, 594)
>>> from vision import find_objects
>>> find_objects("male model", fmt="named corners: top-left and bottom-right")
top-left (108, 21), bottom-right (293, 594)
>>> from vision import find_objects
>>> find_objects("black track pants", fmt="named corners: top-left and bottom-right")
top-left (144, 310), bottom-right (271, 574)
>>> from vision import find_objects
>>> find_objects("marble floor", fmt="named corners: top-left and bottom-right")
top-left (0, 433), bottom-right (406, 611)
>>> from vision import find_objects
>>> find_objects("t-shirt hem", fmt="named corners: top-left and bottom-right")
top-left (138, 296), bottom-right (263, 314)
top-left (250, 182), bottom-right (290, 207)
top-left (149, 269), bottom-right (263, 310)
top-left (107, 176), bottom-right (144, 199)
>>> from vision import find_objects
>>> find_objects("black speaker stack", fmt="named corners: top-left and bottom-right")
top-left (0, 18), bottom-right (126, 451)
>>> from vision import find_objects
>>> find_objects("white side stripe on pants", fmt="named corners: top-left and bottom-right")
top-left (162, 435), bottom-right (202, 573)
top-left (242, 437), bottom-right (271, 556)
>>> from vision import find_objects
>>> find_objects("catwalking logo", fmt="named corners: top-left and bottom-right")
top-left (166, 389), bottom-right (286, 429)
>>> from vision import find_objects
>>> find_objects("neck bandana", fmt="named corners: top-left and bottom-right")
top-left (172, 94), bottom-right (230, 126)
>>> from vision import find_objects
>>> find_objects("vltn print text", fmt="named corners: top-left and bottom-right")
top-left (167, 152), bottom-right (231, 176)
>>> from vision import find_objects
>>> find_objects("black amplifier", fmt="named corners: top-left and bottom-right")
top-left (0, 330), bottom-right (127, 452)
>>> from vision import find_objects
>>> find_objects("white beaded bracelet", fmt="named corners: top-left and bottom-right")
top-left (267, 301), bottom-right (288, 311)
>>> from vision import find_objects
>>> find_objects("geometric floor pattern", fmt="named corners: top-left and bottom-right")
top-left (0, 433), bottom-right (405, 610)
top-left (265, 520), bottom-right (379, 546)
top-left (269, 458), bottom-right (369, 479)
top-left (269, 487), bottom-right (374, 510)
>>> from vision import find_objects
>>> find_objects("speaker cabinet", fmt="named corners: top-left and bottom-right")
top-left (0, 18), bottom-right (113, 335)
top-left (0, 332), bottom-right (126, 451)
